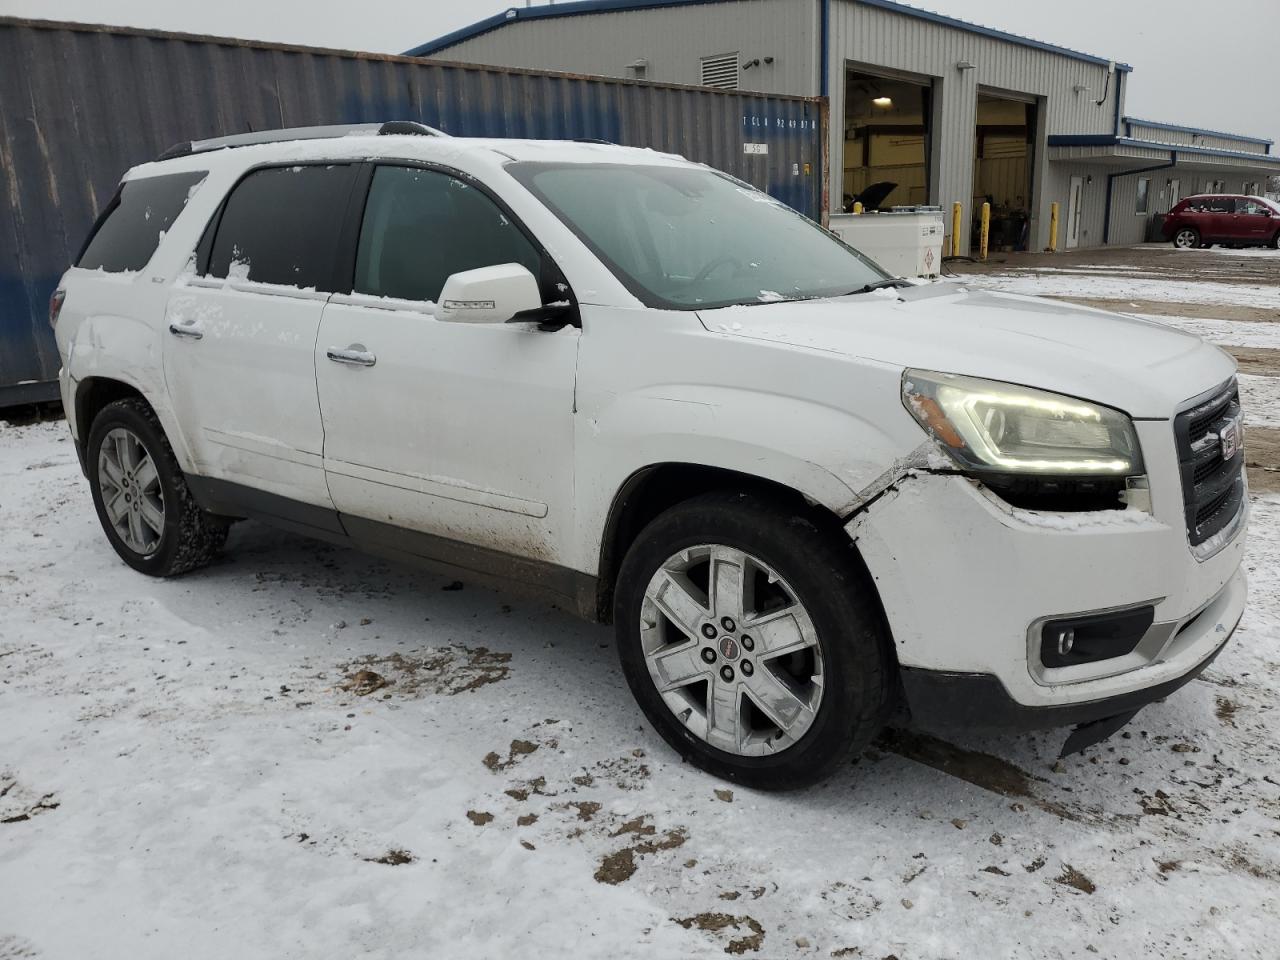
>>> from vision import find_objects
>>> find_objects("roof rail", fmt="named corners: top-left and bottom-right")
top-left (156, 121), bottom-right (449, 161)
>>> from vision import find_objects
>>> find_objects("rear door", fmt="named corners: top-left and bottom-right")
top-left (163, 163), bottom-right (357, 511)
top-left (314, 163), bottom-right (580, 568)
top-left (1201, 195), bottom-right (1235, 240)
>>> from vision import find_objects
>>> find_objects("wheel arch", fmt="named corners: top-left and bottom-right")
top-left (593, 461), bottom-right (873, 625)
top-left (74, 377), bottom-right (195, 476)
top-left (75, 378), bottom-right (146, 462)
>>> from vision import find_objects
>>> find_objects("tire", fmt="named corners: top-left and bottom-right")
top-left (87, 398), bottom-right (229, 576)
top-left (1172, 226), bottom-right (1199, 249)
top-left (1271, 231), bottom-right (1280, 250)
top-left (613, 491), bottom-right (894, 790)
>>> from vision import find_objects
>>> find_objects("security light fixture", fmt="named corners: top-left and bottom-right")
top-left (956, 60), bottom-right (975, 70)
top-left (872, 96), bottom-right (893, 107)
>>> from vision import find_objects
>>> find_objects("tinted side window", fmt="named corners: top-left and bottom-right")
top-left (208, 165), bottom-right (353, 290)
top-left (77, 171), bottom-right (207, 272)
top-left (354, 165), bottom-right (541, 303)
top-left (1206, 197), bottom-right (1234, 213)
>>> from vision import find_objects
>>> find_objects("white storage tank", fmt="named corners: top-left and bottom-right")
top-left (829, 207), bottom-right (945, 279)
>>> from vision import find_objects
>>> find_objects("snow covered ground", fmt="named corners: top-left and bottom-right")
top-left (4, 245), bottom-right (1280, 958)
top-left (1240, 375), bottom-right (1280, 429)
top-left (971, 272), bottom-right (1280, 309)
top-left (2, 417), bottom-right (1279, 960)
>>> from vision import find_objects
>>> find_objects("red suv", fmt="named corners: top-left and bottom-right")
top-left (1163, 194), bottom-right (1280, 249)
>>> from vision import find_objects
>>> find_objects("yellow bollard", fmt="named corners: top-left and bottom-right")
top-left (979, 202), bottom-right (991, 260)
top-left (1049, 201), bottom-right (1060, 253)
top-left (852, 201), bottom-right (864, 215)
top-left (951, 201), bottom-right (962, 258)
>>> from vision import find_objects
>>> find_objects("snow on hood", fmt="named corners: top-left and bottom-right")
top-left (695, 283), bottom-right (1237, 419)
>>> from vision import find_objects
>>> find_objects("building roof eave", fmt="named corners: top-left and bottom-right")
top-left (1048, 135), bottom-right (1280, 168)
top-left (1122, 116), bottom-right (1273, 147)
top-left (406, 0), bottom-right (1135, 72)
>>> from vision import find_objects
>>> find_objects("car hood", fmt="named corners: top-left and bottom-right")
top-left (696, 283), bottom-right (1237, 418)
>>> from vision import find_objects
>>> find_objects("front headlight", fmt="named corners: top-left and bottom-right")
top-left (902, 370), bottom-right (1143, 476)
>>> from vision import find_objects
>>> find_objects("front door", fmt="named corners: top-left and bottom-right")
top-left (163, 163), bottom-right (357, 509)
top-left (1234, 198), bottom-right (1273, 240)
top-left (1065, 176), bottom-right (1083, 249)
top-left (315, 163), bottom-right (579, 568)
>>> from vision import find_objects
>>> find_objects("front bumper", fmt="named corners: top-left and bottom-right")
top-left (899, 598), bottom-right (1239, 733)
top-left (849, 416), bottom-right (1248, 721)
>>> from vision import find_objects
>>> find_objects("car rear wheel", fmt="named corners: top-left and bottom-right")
top-left (1172, 227), bottom-right (1200, 249)
top-left (1272, 231), bottom-right (1280, 250)
top-left (87, 398), bottom-right (229, 576)
top-left (613, 491), bottom-right (894, 789)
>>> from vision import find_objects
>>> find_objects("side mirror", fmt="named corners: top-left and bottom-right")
top-left (436, 263), bottom-right (542, 324)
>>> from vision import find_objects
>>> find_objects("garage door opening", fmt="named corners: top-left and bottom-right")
top-left (973, 91), bottom-right (1037, 251)
top-left (842, 69), bottom-right (931, 212)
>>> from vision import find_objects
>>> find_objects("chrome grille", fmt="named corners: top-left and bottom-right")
top-left (1174, 379), bottom-right (1244, 548)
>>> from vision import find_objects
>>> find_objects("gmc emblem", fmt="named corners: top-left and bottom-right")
top-left (1220, 417), bottom-right (1242, 461)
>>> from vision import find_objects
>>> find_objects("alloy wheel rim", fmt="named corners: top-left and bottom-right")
top-left (98, 427), bottom-right (165, 556)
top-left (1176, 230), bottom-right (1195, 248)
top-left (640, 544), bottom-right (825, 757)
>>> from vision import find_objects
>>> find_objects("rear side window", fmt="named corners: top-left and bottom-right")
top-left (208, 165), bottom-right (354, 290)
top-left (77, 171), bottom-right (207, 273)
top-left (353, 165), bottom-right (541, 303)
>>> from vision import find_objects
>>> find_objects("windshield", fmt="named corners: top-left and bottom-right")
top-left (508, 162), bottom-right (889, 310)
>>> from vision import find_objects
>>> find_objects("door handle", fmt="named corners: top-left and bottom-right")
top-left (326, 345), bottom-right (376, 367)
top-left (168, 322), bottom-right (203, 340)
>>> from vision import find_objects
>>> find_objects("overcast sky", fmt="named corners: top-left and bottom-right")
top-left (3, 0), bottom-right (1276, 144)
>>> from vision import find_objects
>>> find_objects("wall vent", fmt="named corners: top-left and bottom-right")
top-left (700, 52), bottom-right (739, 89)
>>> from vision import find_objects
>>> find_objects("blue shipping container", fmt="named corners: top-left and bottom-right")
top-left (0, 17), bottom-right (827, 407)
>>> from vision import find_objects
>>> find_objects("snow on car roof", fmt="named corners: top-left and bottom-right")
top-left (128, 131), bottom-right (691, 181)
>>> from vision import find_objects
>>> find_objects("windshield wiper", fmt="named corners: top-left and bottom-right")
top-left (845, 278), bottom-right (912, 295)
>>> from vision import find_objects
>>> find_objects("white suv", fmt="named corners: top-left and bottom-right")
top-left (52, 123), bottom-right (1248, 788)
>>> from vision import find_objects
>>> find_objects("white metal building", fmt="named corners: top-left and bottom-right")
top-left (408, 0), bottom-right (1280, 253)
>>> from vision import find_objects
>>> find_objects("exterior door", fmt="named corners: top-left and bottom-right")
top-left (1065, 176), bottom-right (1083, 249)
top-left (163, 163), bottom-right (357, 508)
top-left (315, 163), bottom-right (579, 566)
top-left (1234, 198), bottom-right (1273, 240)
top-left (1203, 195), bottom-right (1236, 241)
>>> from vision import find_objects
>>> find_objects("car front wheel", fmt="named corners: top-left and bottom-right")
top-left (87, 398), bottom-right (229, 576)
top-left (614, 491), bottom-right (894, 789)
top-left (1172, 227), bottom-right (1200, 249)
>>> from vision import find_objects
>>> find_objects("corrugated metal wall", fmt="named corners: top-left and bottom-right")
top-left (424, 0), bottom-right (819, 97)
top-left (1048, 139), bottom-right (1280, 246)
top-left (827, 1), bottom-right (1126, 254)
top-left (1106, 163), bottom-right (1275, 246)
top-left (0, 17), bottom-right (826, 404)
top-left (424, 0), bottom-right (1136, 255)
top-left (1125, 122), bottom-right (1270, 156)
top-left (1040, 162), bottom-right (1107, 249)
